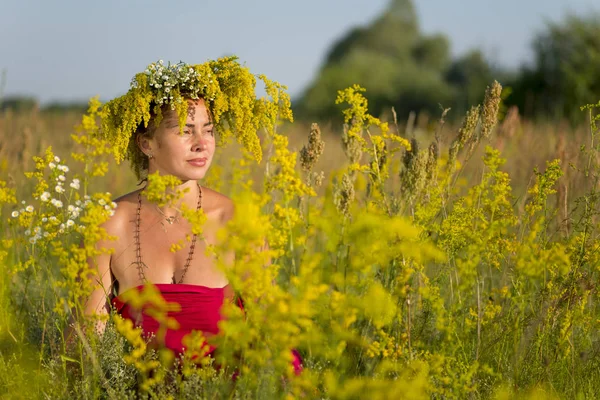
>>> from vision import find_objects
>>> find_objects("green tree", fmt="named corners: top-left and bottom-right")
top-left (509, 13), bottom-right (600, 123)
top-left (295, 0), bottom-right (454, 121)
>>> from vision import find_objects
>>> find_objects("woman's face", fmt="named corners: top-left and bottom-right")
top-left (143, 99), bottom-right (216, 181)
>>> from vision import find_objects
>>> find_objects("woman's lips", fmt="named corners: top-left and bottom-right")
top-left (187, 158), bottom-right (207, 167)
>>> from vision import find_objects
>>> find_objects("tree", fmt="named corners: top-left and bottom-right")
top-left (509, 13), bottom-right (600, 123)
top-left (295, 0), bottom-right (454, 121)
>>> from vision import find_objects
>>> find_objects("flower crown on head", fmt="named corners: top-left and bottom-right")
top-left (96, 56), bottom-right (293, 179)
top-left (132, 59), bottom-right (213, 105)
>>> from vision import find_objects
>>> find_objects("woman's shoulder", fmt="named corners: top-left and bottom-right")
top-left (102, 189), bottom-right (142, 236)
top-left (201, 186), bottom-right (235, 224)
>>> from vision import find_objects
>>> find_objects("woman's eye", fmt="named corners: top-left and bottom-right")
top-left (183, 130), bottom-right (192, 135)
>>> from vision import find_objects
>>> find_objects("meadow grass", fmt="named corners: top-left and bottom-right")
top-left (0, 86), bottom-right (599, 399)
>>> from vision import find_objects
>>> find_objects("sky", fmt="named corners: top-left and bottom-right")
top-left (0, 0), bottom-right (597, 104)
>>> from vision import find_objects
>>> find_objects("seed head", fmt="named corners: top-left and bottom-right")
top-left (426, 142), bottom-right (438, 181)
top-left (457, 105), bottom-right (481, 149)
top-left (300, 123), bottom-right (325, 172)
top-left (403, 138), bottom-right (419, 170)
top-left (481, 81), bottom-right (502, 139)
top-left (334, 173), bottom-right (355, 217)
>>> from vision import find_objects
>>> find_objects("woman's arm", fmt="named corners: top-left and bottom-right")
top-left (64, 236), bottom-right (114, 349)
top-left (83, 248), bottom-right (113, 333)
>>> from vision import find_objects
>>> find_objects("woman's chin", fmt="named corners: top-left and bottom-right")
top-left (159, 171), bottom-right (207, 182)
top-left (183, 172), bottom-right (207, 181)
top-left (153, 165), bottom-right (210, 181)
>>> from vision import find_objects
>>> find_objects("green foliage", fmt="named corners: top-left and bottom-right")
top-left (295, 0), bottom-right (494, 122)
top-left (509, 13), bottom-right (600, 123)
top-left (296, 0), bottom-right (457, 121)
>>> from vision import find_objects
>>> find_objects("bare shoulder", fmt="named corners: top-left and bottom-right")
top-left (100, 189), bottom-right (141, 241)
top-left (200, 186), bottom-right (235, 225)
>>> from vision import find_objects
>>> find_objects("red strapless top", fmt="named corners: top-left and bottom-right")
top-left (111, 283), bottom-right (302, 374)
top-left (111, 283), bottom-right (236, 354)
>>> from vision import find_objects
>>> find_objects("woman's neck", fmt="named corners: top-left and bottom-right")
top-left (147, 179), bottom-right (201, 216)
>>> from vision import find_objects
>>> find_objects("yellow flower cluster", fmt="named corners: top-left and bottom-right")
top-left (366, 328), bottom-right (404, 360)
top-left (334, 85), bottom-right (411, 215)
top-left (0, 180), bottom-right (16, 205)
top-left (112, 314), bottom-right (172, 392)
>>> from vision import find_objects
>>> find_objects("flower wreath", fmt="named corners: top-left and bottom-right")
top-left (97, 56), bottom-right (293, 179)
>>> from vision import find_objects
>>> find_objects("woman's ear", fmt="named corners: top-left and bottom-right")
top-left (137, 134), bottom-right (153, 157)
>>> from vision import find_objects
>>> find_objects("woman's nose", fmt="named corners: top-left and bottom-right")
top-left (191, 134), bottom-right (206, 152)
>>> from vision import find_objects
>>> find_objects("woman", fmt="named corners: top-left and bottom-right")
top-left (84, 97), bottom-right (235, 349)
top-left (80, 57), bottom-right (301, 371)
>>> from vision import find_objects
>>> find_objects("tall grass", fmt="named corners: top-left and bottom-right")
top-left (0, 84), bottom-right (599, 399)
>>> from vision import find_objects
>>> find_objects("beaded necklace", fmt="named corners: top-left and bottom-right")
top-left (132, 184), bottom-right (202, 284)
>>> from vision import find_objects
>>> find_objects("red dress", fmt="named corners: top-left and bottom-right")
top-left (111, 283), bottom-right (302, 374)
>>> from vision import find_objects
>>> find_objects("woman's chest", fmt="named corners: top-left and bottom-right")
top-left (110, 218), bottom-right (225, 286)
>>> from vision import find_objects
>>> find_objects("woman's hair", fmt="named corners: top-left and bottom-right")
top-left (130, 102), bottom-right (168, 181)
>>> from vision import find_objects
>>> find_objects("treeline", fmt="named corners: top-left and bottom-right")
top-left (295, 0), bottom-right (600, 125)
top-left (0, 96), bottom-right (88, 114)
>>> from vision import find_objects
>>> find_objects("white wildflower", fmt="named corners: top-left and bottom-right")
top-left (11, 211), bottom-right (19, 218)
top-left (51, 199), bottom-right (63, 208)
top-left (70, 179), bottom-right (80, 190)
top-left (25, 205), bottom-right (34, 213)
top-left (49, 216), bottom-right (58, 222)
top-left (54, 156), bottom-right (60, 163)
top-left (42, 217), bottom-right (48, 222)
top-left (49, 162), bottom-right (56, 169)
top-left (55, 185), bottom-right (65, 194)
top-left (66, 220), bottom-right (75, 228)
top-left (57, 175), bottom-right (66, 182)
top-left (40, 192), bottom-right (51, 202)
top-left (24, 229), bottom-right (31, 236)
top-left (99, 199), bottom-right (106, 206)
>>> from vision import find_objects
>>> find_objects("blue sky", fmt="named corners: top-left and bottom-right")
top-left (0, 0), bottom-right (597, 104)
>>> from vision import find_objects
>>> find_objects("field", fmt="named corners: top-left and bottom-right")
top-left (1, 83), bottom-right (599, 399)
